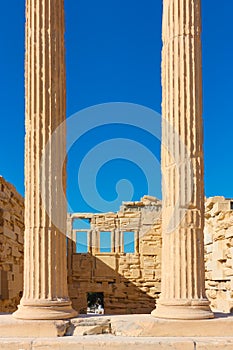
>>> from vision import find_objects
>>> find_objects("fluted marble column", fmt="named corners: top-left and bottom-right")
top-left (152, 0), bottom-right (214, 319)
top-left (13, 0), bottom-right (77, 319)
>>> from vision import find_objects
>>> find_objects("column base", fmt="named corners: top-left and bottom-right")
top-left (13, 299), bottom-right (78, 320)
top-left (152, 299), bottom-right (214, 320)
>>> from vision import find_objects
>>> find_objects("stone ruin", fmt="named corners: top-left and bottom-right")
top-left (67, 195), bottom-right (162, 314)
top-left (1, 174), bottom-right (233, 316)
top-left (1, 0), bottom-right (233, 346)
top-left (8, 0), bottom-right (212, 323)
top-left (205, 197), bottom-right (233, 312)
top-left (0, 176), bottom-right (24, 313)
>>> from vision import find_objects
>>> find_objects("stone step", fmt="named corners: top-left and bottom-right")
top-left (1, 336), bottom-right (233, 350)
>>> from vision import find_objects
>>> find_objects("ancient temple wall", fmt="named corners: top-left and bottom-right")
top-left (0, 176), bottom-right (24, 312)
top-left (1, 179), bottom-right (233, 315)
top-left (68, 197), bottom-right (162, 314)
top-left (204, 197), bottom-right (233, 312)
top-left (68, 196), bottom-right (233, 315)
top-left (68, 224), bottom-right (162, 314)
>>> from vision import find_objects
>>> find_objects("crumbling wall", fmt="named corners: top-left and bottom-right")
top-left (205, 197), bottom-right (233, 312)
top-left (68, 224), bottom-right (162, 315)
top-left (69, 195), bottom-right (233, 315)
top-left (1, 176), bottom-right (233, 316)
top-left (68, 196), bottom-right (162, 314)
top-left (0, 176), bottom-right (24, 312)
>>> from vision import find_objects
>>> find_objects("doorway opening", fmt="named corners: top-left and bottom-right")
top-left (87, 292), bottom-right (104, 314)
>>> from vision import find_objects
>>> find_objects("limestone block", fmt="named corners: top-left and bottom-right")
top-left (11, 246), bottom-right (21, 258)
top-left (12, 265), bottom-right (20, 275)
top-left (0, 340), bottom-right (31, 350)
top-left (95, 260), bottom-right (117, 279)
top-left (2, 211), bottom-right (11, 221)
top-left (226, 227), bottom-right (233, 239)
top-left (143, 270), bottom-right (155, 280)
top-left (216, 219), bottom-right (232, 231)
top-left (209, 261), bottom-right (225, 280)
top-left (141, 214), bottom-right (157, 225)
top-left (216, 298), bottom-right (233, 313)
top-left (17, 233), bottom-right (24, 245)
top-left (206, 289), bottom-right (217, 299)
top-left (206, 281), bottom-right (218, 289)
top-left (205, 245), bottom-right (213, 254)
top-left (204, 227), bottom-right (213, 245)
top-left (141, 245), bottom-right (161, 256)
top-left (130, 269), bottom-right (141, 279)
top-left (123, 257), bottom-right (139, 265)
top-left (118, 264), bottom-right (129, 271)
top-left (224, 268), bottom-right (233, 277)
top-left (67, 317), bottom-right (110, 336)
top-left (225, 259), bottom-right (232, 268)
top-left (211, 202), bottom-right (230, 216)
top-left (225, 281), bottom-right (231, 290)
top-left (143, 260), bottom-right (156, 269)
top-left (196, 341), bottom-right (233, 350)
top-left (205, 271), bottom-right (212, 280)
top-left (205, 196), bottom-right (225, 209)
top-left (13, 225), bottom-right (21, 235)
top-left (212, 241), bottom-right (227, 261)
top-left (72, 257), bottom-right (92, 278)
top-left (3, 227), bottom-right (16, 241)
top-left (96, 256), bottom-right (116, 270)
top-left (1, 243), bottom-right (12, 259)
top-left (229, 278), bottom-right (233, 290)
top-left (128, 264), bottom-right (140, 269)
top-left (149, 285), bottom-right (161, 293)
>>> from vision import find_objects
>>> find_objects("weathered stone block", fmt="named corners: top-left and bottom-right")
top-left (3, 227), bottom-right (16, 241)
top-left (212, 241), bottom-right (227, 261)
top-left (204, 227), bottom-right (213, 245)
top-left (141, 245), bottom-right (161, 256)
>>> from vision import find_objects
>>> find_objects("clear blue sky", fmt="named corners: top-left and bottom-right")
top-left (0, 1), bottom-right (232, 213)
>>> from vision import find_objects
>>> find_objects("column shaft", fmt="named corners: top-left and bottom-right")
top-left (152, 0), bottom-right (214, 319)
top-left (13, 0), bottom-right (77, 319)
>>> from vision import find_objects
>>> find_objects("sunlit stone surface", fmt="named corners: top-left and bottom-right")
top-left (13, 0), bottom-right (77, 320)
top-left (152, 0), bottom-right (214, 319)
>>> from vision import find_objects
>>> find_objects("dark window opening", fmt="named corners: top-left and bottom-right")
top-left (100, 231), bottom-right (111, 253)
top-left (123, 231), bottom-right (135, 253)
top-left (76, 231), bottom-right (88, 253)
top-left (230, 202), bottom-right (233, 210)
top-left (87, 292), bottom-right (104, 314)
